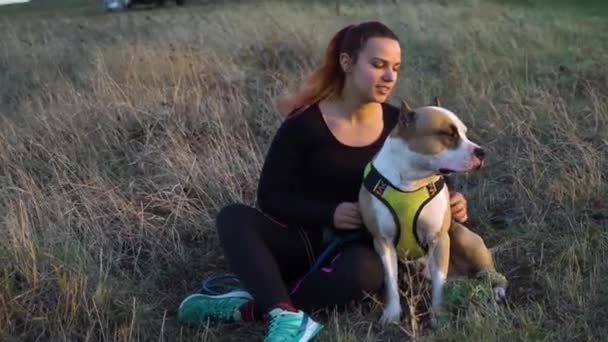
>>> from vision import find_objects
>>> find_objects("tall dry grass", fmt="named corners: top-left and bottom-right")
top-left (0, 0), bottom-right (606, 340)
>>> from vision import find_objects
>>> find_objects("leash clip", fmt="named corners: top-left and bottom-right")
top-left (427, 181), bottom-right (437, 196)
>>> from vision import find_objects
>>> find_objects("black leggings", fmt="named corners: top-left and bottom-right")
top-left (216, 203), bottom-right (384, 316)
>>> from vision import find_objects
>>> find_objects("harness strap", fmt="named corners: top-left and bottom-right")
top-left (362, 162), bottom-right (445, 259)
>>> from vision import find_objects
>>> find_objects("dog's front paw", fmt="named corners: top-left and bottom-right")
top-left (477, 270), bottom-right (508, 303)
top-left (494, 286), bottom-right (506, 303)
top-left (379, 302), bottom-right (401, 326)
top-left (429, 306), bottom-right (443, 329)
top-left (428, 313), bottom-right (446, 330)
top-left (429, 313), bottom-right (439, 330)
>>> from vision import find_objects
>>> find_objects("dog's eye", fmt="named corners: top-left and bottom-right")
top-left (437, 131), bottom-right (459, 142)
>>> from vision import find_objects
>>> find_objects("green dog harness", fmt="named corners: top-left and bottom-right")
top-left (363, 162), bottom-right (445, 260)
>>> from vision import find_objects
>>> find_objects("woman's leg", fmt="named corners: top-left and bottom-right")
top-left (179, 203), bottom-right (317, 325)
top-left (214, 203), bottom-right (325, 340)
top-left (216, 203), bottom-right (315, 315)
top-left (289, 242), bottom-right (385, 313)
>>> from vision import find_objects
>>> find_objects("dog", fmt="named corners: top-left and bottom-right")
top-left (358, 98), bottom-right (508, 326)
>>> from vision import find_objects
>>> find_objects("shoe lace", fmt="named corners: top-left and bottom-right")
top-left (207, 297), bottom-right (236, 320)
top-left (265, 312), bottom-right (299, 341)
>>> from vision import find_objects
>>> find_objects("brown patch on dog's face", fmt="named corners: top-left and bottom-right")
top-left (395, 107), bottom-right (461, 155)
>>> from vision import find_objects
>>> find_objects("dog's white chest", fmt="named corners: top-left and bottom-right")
top-left (369, 185), bottom-right (450, 256)
top-left (416, 186), bottom-right (450, 242)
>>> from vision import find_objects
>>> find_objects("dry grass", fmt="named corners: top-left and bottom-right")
top-left (0, 0), bottom-right (606, 341)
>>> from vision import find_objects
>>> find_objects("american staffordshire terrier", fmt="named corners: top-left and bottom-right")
top-left (359, 98), bottom-right (507, 326)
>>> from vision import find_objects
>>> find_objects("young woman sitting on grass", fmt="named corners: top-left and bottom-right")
top-left (177, 20), bottom-right (470, 342)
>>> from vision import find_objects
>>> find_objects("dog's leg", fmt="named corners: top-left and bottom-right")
top-left (374, 237), bottom-right (401, 325)
top-left (449, 222), bottom-right (507, 302)
top-left (428, 232), bottom-right (450, 328)
top-left (449, 222), bottom-right (494, 271)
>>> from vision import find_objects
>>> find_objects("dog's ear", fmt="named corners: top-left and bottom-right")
top-left (432, 96), bottom-right (441, 107)
top-left (399, 100), bottom-right (416, 127)
top-left (401, 99), bottom-right (413, 113)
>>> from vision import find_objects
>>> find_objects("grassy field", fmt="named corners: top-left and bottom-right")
top-left (0, 0), bottom-right (607, 341)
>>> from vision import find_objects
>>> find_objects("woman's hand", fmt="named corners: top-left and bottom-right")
top-left (450, 192), bottom-right (468, 223)
top-left (333, 202), bottom-right (363, 230)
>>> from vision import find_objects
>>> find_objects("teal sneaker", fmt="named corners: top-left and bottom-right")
top-left (263, 308), bottom-right (323, 342)
top-left (177, 290), bottom-right (253, 326)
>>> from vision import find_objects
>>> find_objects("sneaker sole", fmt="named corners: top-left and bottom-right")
top-left (298, 319), bottom-right (323, 342)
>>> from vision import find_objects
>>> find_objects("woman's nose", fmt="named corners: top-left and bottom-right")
top-left (383, 68), bottom-right (396, 81)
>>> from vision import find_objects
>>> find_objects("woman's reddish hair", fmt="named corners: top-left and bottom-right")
top-left (275, 21), bottom-right (399, 117)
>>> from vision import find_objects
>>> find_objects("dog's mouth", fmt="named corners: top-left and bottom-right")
top-left (438, 168), bottom-right (455, 175)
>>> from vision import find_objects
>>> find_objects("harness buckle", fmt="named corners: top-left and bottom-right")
top-left (427, 181), bottom-right (437, 196)
top-left (373, 179), bottom-right (388, 196)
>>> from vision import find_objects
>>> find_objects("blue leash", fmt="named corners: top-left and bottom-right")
top-left (199, 231), bottom-right (366, 295)
top-left (304, 231), bottom-right (365, 277)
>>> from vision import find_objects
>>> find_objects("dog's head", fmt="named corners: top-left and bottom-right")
top-left (393, 98), bottom-right (485, 176)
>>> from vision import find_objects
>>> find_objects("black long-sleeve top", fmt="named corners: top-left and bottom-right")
top-left (256, 102), bottom-right (400, 244)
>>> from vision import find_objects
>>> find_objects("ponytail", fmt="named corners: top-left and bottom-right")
top-left (276, 25), bottom-right (354, 117)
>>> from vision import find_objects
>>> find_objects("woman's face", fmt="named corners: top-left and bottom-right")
top-left (344, 37), bottom-right (401, 103)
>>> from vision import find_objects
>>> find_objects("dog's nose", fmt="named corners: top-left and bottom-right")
top-left (473, 147), bottom-right (485, 161)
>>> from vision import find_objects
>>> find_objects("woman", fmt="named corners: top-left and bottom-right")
top-left (178, 21), bottom-right (469, 341)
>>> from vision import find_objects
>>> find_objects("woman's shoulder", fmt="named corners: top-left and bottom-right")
top-left (272, 102), bottom-right (323, 142)
top-left (280, 102), bottom-right (323, 131)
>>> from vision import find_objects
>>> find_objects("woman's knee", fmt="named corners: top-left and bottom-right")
top-left (215, 203), bottom-right (255, 237)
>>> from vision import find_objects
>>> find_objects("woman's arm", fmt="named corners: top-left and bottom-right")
top-left (257, 118), bottom-right (339, 229)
